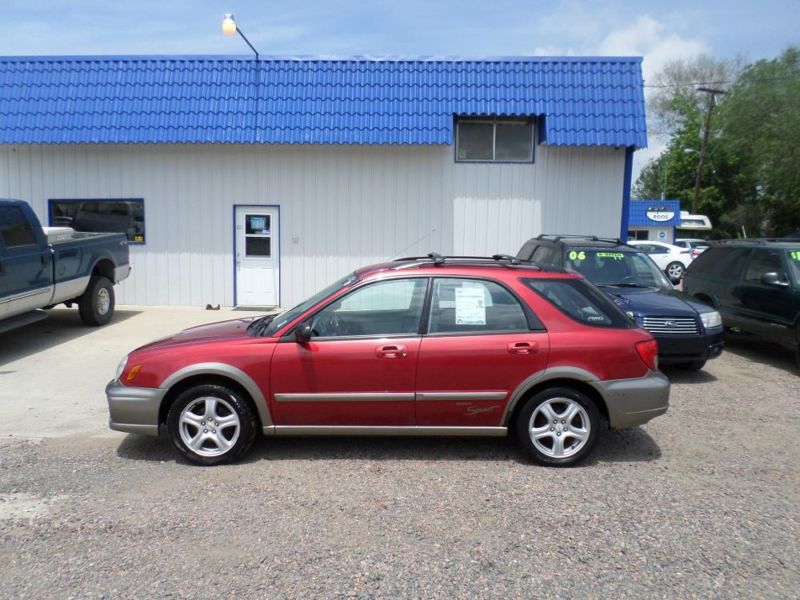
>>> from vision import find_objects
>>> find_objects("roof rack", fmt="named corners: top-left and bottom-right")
top-left (392, 252), bottom-right (533, 269)
top-left (535, 234), bottom-right (626, 245)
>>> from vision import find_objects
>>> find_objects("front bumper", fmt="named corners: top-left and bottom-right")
top-left (591, 370), bottom-right (670, 429)
top-left (106, 380), bottom-right (165, 436)
top-left (656, 329), bottom-right (725, 365)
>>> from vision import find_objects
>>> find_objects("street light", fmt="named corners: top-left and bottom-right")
top-left (221, 13), bottom-right (259, 59)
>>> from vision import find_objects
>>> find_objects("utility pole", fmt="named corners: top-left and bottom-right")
top-left (691, 87), bottom-right (726, 214)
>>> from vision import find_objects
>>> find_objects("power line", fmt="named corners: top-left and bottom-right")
top-left (644, 75), bottom-right (798, 88)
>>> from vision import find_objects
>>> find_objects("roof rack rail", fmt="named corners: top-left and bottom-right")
top-left (535, 233), bottom-right (626, 245)
top-left (714, 237), bottom-right (800, 245)
top-left (392, 253), bottom-right (534, 269)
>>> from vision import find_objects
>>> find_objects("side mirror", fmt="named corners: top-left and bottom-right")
top-left (294, 322), bottom-right (313, 343)
top-left (761, 272), bottom-right (789, 288)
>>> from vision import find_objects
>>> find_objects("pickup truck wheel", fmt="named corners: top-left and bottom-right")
top-left (167, 384), bottom-right (256, 466)
top-left (666, 261), bottom-right (685, 282)
top-left (78, 276), bottom-right (115, 326)
top-left (515, 387), bottom-right (599, 467)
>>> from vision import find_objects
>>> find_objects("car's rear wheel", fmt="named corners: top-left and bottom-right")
top-left (78, 276), bottom-right (115, 326)
top-left (515, 387), bottom-right (600, 467)
top-left (666, 261), bottom-right (685, 282)
top-left (166, 384), bottom-right (256, 465)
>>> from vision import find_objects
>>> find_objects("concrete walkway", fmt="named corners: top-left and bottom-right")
top-left (0, 306), bottom-right (264, 439)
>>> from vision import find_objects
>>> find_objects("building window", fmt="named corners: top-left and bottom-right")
top-left (456, 117), bottom-right (534, 163)
top-left (49, 199), bottom-right (146, 244)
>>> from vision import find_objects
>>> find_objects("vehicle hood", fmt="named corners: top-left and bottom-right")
top-left (134, 316), bottom-right (260, 351)
top-left (600, 287), bottom-right (710, 317)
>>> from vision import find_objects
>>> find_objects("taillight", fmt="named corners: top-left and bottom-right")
top-left (636, 339), bottom-right (659, 371)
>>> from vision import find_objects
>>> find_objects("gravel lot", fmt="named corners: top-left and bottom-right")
top-left (1, 313), bottom-right (799, 598)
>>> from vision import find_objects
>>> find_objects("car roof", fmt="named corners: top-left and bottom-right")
top-left (709, 238), bottom-right (800, 249)
top-left (356, 254), bottom-right (578, 280)
top-left (522, 234), bottom-right (636, 250)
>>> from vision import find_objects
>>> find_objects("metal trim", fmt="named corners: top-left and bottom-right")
top-left (0, 286), bottom-right (53, 305)
top-left (274, 392), bottom-right (415, 403)
top-left (415, 391), bottom-right (507, 401)
top-left (265, 425), bottom-right (507, 437)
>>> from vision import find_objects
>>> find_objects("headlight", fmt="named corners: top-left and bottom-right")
top-left (115, 355), bottom-right (129, 381)
top-left (700, 311), bottom-right (722, 330)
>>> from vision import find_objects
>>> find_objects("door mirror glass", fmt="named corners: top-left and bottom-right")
top-left (295, 322), bottom-right (313, 343)
top-left (761, 272), bottom-right (789, 287)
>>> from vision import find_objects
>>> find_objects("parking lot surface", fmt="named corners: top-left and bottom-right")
top-left (1, 308), bottom-right (798, 597)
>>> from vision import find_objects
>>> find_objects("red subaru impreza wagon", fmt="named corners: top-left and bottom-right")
top-left (107, 254), bottom-right (669, 467)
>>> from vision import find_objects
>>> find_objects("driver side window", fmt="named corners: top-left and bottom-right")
top-left (310, 278), bottom-right (428, 338)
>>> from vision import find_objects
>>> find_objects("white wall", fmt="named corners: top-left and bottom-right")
top-left (0, 144), bottom-right (626, 307)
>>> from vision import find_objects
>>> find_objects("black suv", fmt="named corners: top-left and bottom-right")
top-left (517, 235), bottom-right (725, 370)
top-left (684, 239), bottom-right (800, 368)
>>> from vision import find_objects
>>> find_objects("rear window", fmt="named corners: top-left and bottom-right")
top-left (525, 278), bottom-right (635, 329)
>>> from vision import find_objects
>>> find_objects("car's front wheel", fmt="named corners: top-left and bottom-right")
top-left (666, 261), bottom-right (685, 282)
top-left (515, 387), bottom-right (600, 467)
top-left (166, 383), bottom-right (257, 465)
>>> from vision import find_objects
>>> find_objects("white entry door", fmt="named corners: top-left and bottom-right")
top-left (235, 206), bottom-right (279, 306)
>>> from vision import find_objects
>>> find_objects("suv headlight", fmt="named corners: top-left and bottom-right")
top-left (700, 311), bottom-right (722, 330)
top-left (115, 355), bottom-right (129, 381)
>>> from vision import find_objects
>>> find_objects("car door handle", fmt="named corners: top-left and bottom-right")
top-left (376, 344), bottom-right (408, 358)
top-left (508, 341), bottom-right (538, 355)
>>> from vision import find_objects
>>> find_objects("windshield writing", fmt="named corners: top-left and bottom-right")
top-left (566, 249), bottom-right (672, 289)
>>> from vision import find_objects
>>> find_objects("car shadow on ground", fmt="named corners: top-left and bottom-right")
top-left (723, 335), bottom-right (797, 376)
top-left (0, 308), bottom-right (141, 366)
top-left (660, 366), bottom-right (718, 384)
top-left (115, 426), bottom-right (661, 467)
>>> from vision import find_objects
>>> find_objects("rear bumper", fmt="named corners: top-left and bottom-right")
top-left (106, 380), bottom-right (164, 436)
top-left (656, 329), bottom-right (724, 364)
top-left (113, 264), bottom-right (131, 284)
top-left (591, 371), bottom-right (670, 429)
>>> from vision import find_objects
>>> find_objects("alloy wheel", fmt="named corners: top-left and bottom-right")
top-left (178, 396), bottom-right (241, 458)
top-left (528, 398), bottom-right (591, 458)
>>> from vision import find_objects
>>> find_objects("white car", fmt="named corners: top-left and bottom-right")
top-left (674, 238), bottom-right (710, 260)
top-left (627, 240), bottom-right (693, 282)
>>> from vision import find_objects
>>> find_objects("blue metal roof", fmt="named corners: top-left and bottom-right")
top-left (0, 55), bottom-right (647, 147)
top-left (629, 200), bottom-right (682, 227)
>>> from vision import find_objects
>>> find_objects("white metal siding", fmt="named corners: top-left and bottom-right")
top-left (0, 144), bottom-right (626, 307)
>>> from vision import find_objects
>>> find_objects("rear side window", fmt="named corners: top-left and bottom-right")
top-left (525, 278), bottom-right (635, 329)
top-left (428, 278), bottom-right (531, 334)
top-left (688, 247), bottom-right (726, 275)
top-left (517, 240), bottom-right (537, 261)
top-left (0, 206), bottom-right (37, 248)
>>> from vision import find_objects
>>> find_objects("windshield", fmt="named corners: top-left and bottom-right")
top-left (260, 273), bottom-right (359, 336)
top-left (564, 249), bottom-right (673, 290)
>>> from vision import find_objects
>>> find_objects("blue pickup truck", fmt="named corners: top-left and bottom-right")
top-left (0, 199), bottom-right (131, 333)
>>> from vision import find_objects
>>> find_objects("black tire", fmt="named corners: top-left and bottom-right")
top-left (665, 261), bottom-right (685, 283)
top-left (677, 360), bottom-right (706, 371)
top-left (515, 387), bottom-right (600, 467)
top-left (78, 276), bottom-right (115, 326)
top-left (166, 384), bottom-right (256, 466)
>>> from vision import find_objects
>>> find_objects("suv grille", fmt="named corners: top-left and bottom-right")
top-left (642, 317), bottom-right (699, 335)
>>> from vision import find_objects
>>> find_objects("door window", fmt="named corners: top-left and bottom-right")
top-left (310, 278), bottom-right (427, 338)
top-left (0, 206), bottom-right (37, 248)
top-left (744, 250), bottom-right (785, 282)
top-left (244, 214), bottom-right (271, 257)
top-left (428, 278), bottom-right (530, 334)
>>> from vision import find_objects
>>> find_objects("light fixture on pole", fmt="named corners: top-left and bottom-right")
top-left (221, 13), bottom-right (259, 59)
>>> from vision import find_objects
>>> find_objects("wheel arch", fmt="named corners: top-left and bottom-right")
top-left (158, 363), bottom-right (273, 432)
top-left (503, 368), bottom-right (610, 429)
top-left (91, 257), bottom-right (116, 282)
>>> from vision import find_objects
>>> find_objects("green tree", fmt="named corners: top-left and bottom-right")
top-left (717, 47), bottom-right (800, 235)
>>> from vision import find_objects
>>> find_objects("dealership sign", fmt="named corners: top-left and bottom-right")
top-left (646, 207), bottom-right (676, 222)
